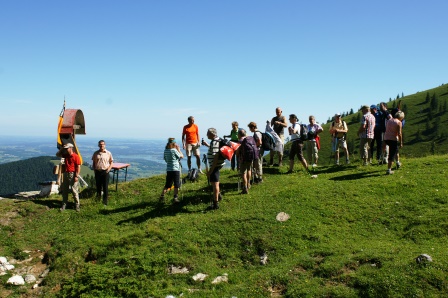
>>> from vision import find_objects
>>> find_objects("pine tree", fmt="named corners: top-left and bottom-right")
top-left (430, 93), bottom-right (438, 110)
top-left (425, 92), bottom-right (430, 104)
top-left (350, 108), bottom-right (354, 115)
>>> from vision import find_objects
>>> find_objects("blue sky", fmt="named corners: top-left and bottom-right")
top-left (1, 0), bottom-right (447, 141)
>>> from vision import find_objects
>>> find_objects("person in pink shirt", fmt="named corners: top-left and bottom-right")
top-left (384, 111), bottom-right (405, 174)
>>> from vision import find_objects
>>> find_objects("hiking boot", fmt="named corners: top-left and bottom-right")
top-left (159, 196), bottom-right (165, 203)
top-left (286, 170), bottom-right (293, 174)
top-left (102, 199), bottom-right (108, 206)
top-left (346, 159), bottom-right (350, 165)
top-left (396, 161), bottom-right (402, 169)
top-left (59, 204), bottom-right (66, 212)
top-left (312, 163), bottom-right (317, 168)
top-left (273, 163), bottom-right (279, 167)
top-left (386, 169), bottom-right (394, 175)
top-left (218, 192), bottom-right (223, 201)
top-left (335, 160), bottom-right (339, 165)
top-left (240, 187), bottom-right (248, 194)
top-left (173, 197), bottom-right (180, 204)
top-left (75, 204), bottom-right (80, 212)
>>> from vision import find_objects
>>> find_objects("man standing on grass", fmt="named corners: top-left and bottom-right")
top-left (182, 116), bottom-right (203, 173)
top-left (92, 140), bottom-right (114, 206)
top-left (202, 128), bottom-right (225, 210)
top-left (56, 143), bottom-right (81, 212)
top-left (270, 107), bottom-right (287, 166)
top-left (358, 105), bottom-right (376, 165)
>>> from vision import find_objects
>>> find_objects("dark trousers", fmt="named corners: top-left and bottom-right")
top-left (370, 131), bottom-right (383, 160)
top-left (95, 170), bottom-right (109, 203)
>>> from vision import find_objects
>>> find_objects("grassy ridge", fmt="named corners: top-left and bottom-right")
top-left (1, 154), bottom-right (448, 297)
top-left (314, 84), bottom-right (448, 162)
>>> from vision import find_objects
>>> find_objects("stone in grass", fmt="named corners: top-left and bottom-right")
top-left (276, 212), bottom-right (290, 222)
top-left (7, 275), bottom-right (25, 286)
top-left (260, 253), bottom-right (268, 265)
top-left (25, 274), bottom-right (37, 284)
top-left (192, 273), bottom-right (208, 281)
top-left (211, 273), bottom-right (228, 284)
top-left (415, 254), bottom-right (433, 264)
top-left (168, 265), bottom-right (189, 274)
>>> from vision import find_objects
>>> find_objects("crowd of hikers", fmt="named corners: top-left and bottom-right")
top-left (159, 103), bottom-right (405, 210)
top-left (55, 103), bottom-right (404, 212)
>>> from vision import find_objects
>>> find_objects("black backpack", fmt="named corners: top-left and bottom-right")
top-left (254, 131), bottom-right (276, 151)
top-left (187, 168), bottom-right (199, 182)
top-left (299, 124), bottom-right (309, 141)
top-left (241, 136), bottom-right (259, 162)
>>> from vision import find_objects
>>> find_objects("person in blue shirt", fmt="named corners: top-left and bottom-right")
top-left (159, 138), bottom-right (184, 203)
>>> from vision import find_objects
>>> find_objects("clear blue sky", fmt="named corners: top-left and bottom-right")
top-left (1, 0), bottom-right (446, 140)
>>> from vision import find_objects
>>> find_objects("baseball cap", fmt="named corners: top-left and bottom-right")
top-left (370, 104), bottom-right (377, 109)
top-left (63, 143), bottom-right (74, 149)
top-left (334, 113), bottom-right (341, 117)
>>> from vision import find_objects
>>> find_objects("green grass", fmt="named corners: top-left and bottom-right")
top-left (1, 154), bottom-right (448, 297)
top-left (316, 84), bottom-right (448, 160)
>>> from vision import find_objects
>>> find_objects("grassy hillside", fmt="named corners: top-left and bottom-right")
top-left (1, 154), bottom-right (447, 297)
top-left (313, 84), bottom-right (448, 164)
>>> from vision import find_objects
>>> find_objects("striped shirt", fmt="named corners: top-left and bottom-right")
top-left (207, 138), bottom-right (225, 168)
top-left (360, 112), bottom-right (376, 139)
top-left (164, 148), bottom-right (182, 171)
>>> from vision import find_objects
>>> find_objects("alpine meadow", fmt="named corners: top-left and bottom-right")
top-left (1, 84), bottom-right (448, 297)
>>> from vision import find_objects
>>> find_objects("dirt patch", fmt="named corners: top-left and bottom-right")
top-left (0, 211), bottom-right (19, 226)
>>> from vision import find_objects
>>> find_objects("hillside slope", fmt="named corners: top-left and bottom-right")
top-left (1, 154), bottom-right (447, 297)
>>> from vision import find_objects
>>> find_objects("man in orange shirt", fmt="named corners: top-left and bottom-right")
top-left (182, 116), bottom-right (203, 173)
top-left (56, 143), bottom-right (81, 212)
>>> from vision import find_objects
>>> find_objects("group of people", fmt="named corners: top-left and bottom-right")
top-left (330, 101), bottom-right (405, 174)
top-left (56, 140), bottom-right (114, 212)
top-left (56, 103), bottom-right (404, 211)
top-left (160, 107), bottom-right (326, 210)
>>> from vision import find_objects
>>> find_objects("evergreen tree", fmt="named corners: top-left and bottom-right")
top-left (350, 108), bottom-right (354, 115)
top-left (444, 100), bottom-right (447, 112)
top-left (430, 93), bottom-right (438, 110)
top-left (397, 94), bottom-right (400, 99)
top-left (425, 92), bottom-right (430, 104)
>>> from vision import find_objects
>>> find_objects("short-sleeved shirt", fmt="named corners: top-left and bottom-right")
top-left (207, 138), bottom-right (225, 168)
top-left (164, 148), bottom-right (182, 171)
top-left (64, 152), bottom-right (81, 172)
top-left (253, 131), bottom-right (263, 148)
top-left (384, 118), bottom-right (402, 141)
top-left (182, 124), bottom-right (199, 144)
top-left (307, 123), bottom-right (323, 141)
top-left (331, 120), bottom-right (347, 138)
top-left (92, 149), bottom-right (113, 170)
top-left (289, 123), bottom-right (301, 142)
top-left (360, 112), bottom-right (375, 139)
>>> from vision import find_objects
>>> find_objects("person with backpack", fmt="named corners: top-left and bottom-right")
top-left (236, 129), bottom-right (259, 194)
top-left (329, 113), bottom-right (350, 165)
top-left (305, 115), bottom-right (323, 167)
top-left (159, 138), bottom-right (184, 204)
top-left (201, 128), bottom-right (226, 210)
top-left (223, 121), bottom-right (240, 171)
top-left (269, 107), bottom-right (287, 167)
top-left (286, 114), bottom-right (308, 174)
top-left (358, 105), bottom-right (376, 166)
top-left (248, 121), bottom-right (263, 183)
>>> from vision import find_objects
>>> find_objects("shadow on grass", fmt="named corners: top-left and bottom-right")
top-left (329, 171), bottom-right (383, 181)
top-left (110, 185), bottom-right (218, 225)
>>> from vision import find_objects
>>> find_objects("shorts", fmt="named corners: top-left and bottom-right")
top-left (289, 140), bottom-right (305, 162)
top-left (164, 171), bottom-right (180, 189)
top-left (239, 161), bottom-right (252, 175)
top-left (209, 166), bottom-right (222, 183)
top-left (385, 140), bottom-right (398, 162)
top-left (186, 143), bottom-right (200, 157)
top-left (333, 137), bottom-right (347, 152)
